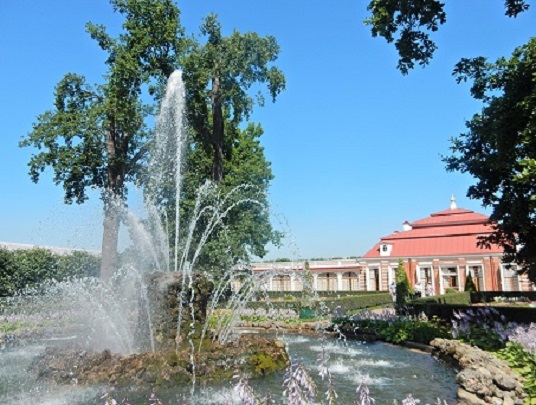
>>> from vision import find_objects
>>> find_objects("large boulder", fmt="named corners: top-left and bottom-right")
top-left (430, 338), bottom-right (526, 405)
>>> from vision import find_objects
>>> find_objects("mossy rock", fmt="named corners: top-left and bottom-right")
top-left (246, 351), bottom-right (282, 376)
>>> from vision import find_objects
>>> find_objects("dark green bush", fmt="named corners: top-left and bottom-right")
top-left (409, 303), bottom-right (536, 324)
top-left (0, 248), bottom-right (101, 296)
top-left (412, 291), bottom-right (471, 305)
top-left (334, 317), bottom-right (450, 345)
top-left (262, 290), bottom-right (386, 299)
top-left (464, 273), bottom-right (477, 292)
top-left (471, 291), bottom-right (536, 303)
top-left (246, 293), bottom-right (392, 314)
top-left (395, 259), bottom-right (412, 308)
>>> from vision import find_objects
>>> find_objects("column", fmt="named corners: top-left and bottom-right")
top-left (336, 272), bottom-right (343, 291)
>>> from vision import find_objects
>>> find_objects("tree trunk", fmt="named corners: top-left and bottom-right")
top-left (100, 129), bottom-right (125, 282)
top-left (211, 76), bottom-right (224, 183)
top-left (101, 202), bottom-right (120, 282)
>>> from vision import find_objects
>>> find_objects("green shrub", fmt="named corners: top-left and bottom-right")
top-left (409, 303), bottom-right (536, 324)
top-left (497, 342), bottom-right (536, 401)
top-left (412, 291), bottom-right (471, 305)
top-left (464, 273), bottom-right (477, 292)
top-left (395, 259), bottom-right (412, 308)
top-left (245, 293), bottom-right (392, 315)
top-left (334, 317), bottom-right (450, 345)
top-left (57, 251), bottom-right (100, 279)
top-left (0, 248), bottom-right (100, 296)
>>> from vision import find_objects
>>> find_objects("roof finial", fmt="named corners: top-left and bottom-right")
top-left (450, 194), bottom-right (457, 210)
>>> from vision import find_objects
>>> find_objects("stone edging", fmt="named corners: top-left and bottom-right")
top-left (430, 338), bottom-right (526, 405)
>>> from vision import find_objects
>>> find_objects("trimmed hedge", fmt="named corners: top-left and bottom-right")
top-left (320, 293), bottom-right (393, 313)
top-left (412, 291), bottom-right (471, 306)
top-left (471, 291), bottom-right (536, 303)
top-left (0, 248), bottom-right (100, 296)
top-left (261, 290), bottom-right (387, 299)
top-left (409, 303), bottom-right (536, 324)
top-left (245, 293), bottom-right (393, 314)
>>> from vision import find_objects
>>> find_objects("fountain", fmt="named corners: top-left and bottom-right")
top-left (0, 71), bottom-right (460, 404)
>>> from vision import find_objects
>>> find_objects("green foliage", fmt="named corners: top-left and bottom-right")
top-left (245, 293), bottom-right (392, 314)
top-left (445, 38), bottom-right (536, 283)
top-left (464, 273), bottom-right (477, 292)
top-left (413, 291), bottom-right (471, 305)
top-left (19, 0), bottom-right (185, 279)
top-left (334, 316), bottom-right (450, 345)
top-left (365, 0), bottom-right (529, 74)
top-left (171, 123), bottom-right (282, 275)
top-left (263, 290), bottom-right (387, 299)
top-left (395, 259), bottom-right (412, 308)
top-left (301, 261), bottom-right (315, 308)
top-left (381, 318), bottom-right (449, 344)
top-left (322, 293), bottom-right (393, 314)
top-left (182, 13), bottom-right (285, 183)
top-left (497, 342), bottom-right (536, 402)
top-left (57, 251), bottom-right (100, 279)
top-left (0, 248), bottom-right (100, 296)
top-left (365, 0), bottom-right (446, 74)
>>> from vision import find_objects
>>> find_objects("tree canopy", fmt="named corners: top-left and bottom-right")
top-left (365, 0), bottom-right (530, 74)
top-left (182, 13), bottom-right (285, 183)
top-left (445, 38), bottom-right (536, 282)
top-left (20, 2), bottom-right (285, 281)
top-left (163, 122), bottom-right (281, 276)
top-left (20, 0), bottom-right (186, 281)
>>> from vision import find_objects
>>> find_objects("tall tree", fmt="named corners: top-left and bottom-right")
top-left (445, 38), bottom-right (536, 282)
top-left (20, 0), bottom-right (185, 281)
top-left (167, 122), bottom-right (281, 275)
top-left (182, 13), bottom-right (285, 183)
top-left (365, 0), bottom-right (530, 74)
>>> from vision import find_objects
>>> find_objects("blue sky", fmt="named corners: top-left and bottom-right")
top-left (0, 1), bottom-right (534, 260)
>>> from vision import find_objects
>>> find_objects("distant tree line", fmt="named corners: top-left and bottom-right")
top-left (0, 248), bottom-right (100, 296)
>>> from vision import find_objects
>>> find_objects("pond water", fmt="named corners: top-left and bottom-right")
top-left (0, 333), bottom-right (458, 404)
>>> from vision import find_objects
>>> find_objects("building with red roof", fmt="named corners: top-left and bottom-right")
top-left (360, 197), bottom-right (534, 295)
top-left (251, 197), bottom-right (534, 294)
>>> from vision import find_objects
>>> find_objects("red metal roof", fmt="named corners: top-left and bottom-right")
top-left (410, 210), bottom-right (488, 228)
top-left (363, 206), bottom-right (503, 258)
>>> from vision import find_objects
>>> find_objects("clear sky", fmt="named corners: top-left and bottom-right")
top-left (0, 1), bottom-right (534, 260)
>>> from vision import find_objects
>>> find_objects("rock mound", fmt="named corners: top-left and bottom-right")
top-left (430, 338), bottom-right (526, 405)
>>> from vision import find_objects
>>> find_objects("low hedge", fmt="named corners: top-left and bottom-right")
top-left (470, 291), bottom-right (536, 303)
top-left (409, 303), bottom-right (536, 324)
top-left (261, 290), bottom-right (388, 300)
top-left (0, 248), bottom-right (100, 296)
top-left (245, 293), bottom-right (392, 315)
top-left (412, 291), bottom-right (471, 306)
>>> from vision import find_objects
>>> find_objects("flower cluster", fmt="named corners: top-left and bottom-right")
top-left (355, 380), bottom-right (375, 404)
top-left (508, 322), bottom-right (536, 355)
top-left (283, 358), bottom-right (317, 405)
top-left (451, 307), bottom-right (517, 350)
top-left (317, 346), bottom-right (338, 405)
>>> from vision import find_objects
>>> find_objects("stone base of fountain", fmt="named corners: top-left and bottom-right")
top-left (31, 334), bottom-right (288, 386)
top-left (30, 272), bottom-right (289, 387)
top-left (136, 272), bottom-right (215, 352)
